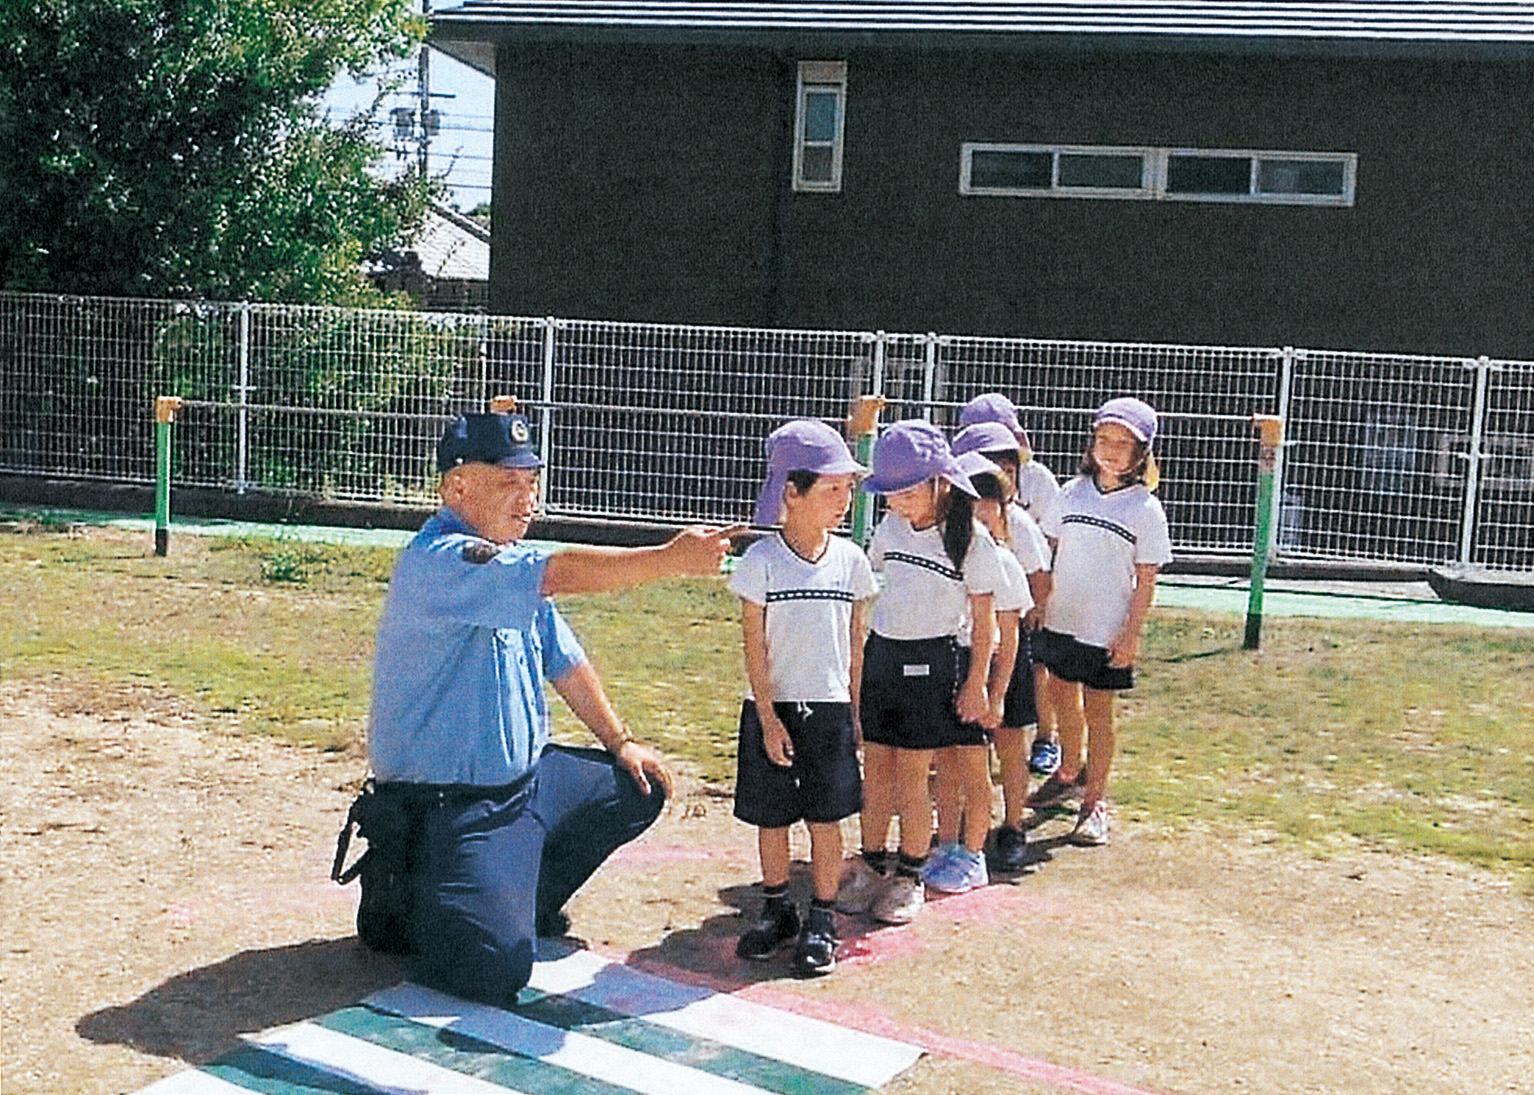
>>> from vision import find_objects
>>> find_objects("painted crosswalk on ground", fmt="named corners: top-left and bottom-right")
top-left (135, 942), bottom-right (924, 1094)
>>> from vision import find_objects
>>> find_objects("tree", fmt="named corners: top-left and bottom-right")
top-left (0, 0), bottom-right (439, 305)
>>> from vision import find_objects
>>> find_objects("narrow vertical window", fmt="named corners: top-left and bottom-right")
top-left (794, 61), bottom-right (846, 192)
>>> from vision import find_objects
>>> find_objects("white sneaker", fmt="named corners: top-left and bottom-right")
top-left (870, 873), bottom-right (924, 925)
top-left (835, 857), bottom-right (889, 914)
top-left (1072, 800), bottom-right (1110, 846)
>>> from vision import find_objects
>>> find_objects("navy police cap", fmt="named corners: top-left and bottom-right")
top-left (436, 412), bottom-right (543, 472)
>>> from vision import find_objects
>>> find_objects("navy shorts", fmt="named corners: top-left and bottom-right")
top-left (1036, 628), bottom-right (1135, 692)
top-left (733, 700), bottom-right (862, 828)
top-left (860, 633), bottom-right (981, 750)
top-left (1001, 627), bottom-right (1039, 729)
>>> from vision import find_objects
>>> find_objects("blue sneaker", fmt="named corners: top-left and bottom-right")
top-left (920, 842), bottom-right (962, 886)
top-left (1029, 737), bottom-right (1062, 776)
top-left (924, 845), bottom-right (989, 894)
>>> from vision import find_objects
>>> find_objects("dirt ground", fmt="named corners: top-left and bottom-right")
top-left (2, 679), bottom-right (1531, 1095)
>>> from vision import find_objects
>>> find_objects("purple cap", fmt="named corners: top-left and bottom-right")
top-left (954, 450), bottom-right (1003, 483)
top-left (862, 420), bottom-right (978, 497)
top-left (952, 421), bottom-right (1020, 458)
top-left (436, 413), bottom-right (542, 472)
top-left (1095, 397), bottom-right (1158, 446)
top-left (752, 419), bottom-right (867, 526)
top-left (959, 393), bottom-right (1033, 452)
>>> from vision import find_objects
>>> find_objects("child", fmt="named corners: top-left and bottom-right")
top-left (838, 420), bottom-right (1002, 924)
top-left (730, 419), bottom-right (878, 976)
top-left (924, 450), bottom-right (1033, 893)
top-left (958, 394), bottom-right (1063, 781)
top-left (1028, 397), bottom-right (1172, 845)
top-left (951, 421), bottom-right (1050, 874)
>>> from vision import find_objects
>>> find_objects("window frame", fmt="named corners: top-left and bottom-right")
top-left (793, 61), bottom-right (847, 193)
top-left (960, 143), bottom-right (1357, 206)
top-left (961, 143), bottom-right (1156, 200)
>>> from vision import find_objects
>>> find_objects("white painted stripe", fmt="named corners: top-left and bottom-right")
top-left (526, 950), bottom-right (923, 1087)
top-left (246, 1020), bottom-right (526, 1095)
top-left (366, 982), bottom-right (783, 1095)
top-left (134, 1071), bottom-right (256, 1095)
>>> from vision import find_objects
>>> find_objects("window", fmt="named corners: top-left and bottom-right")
top-left (794, 62), bottom-right (846, 192)
top-left (960, 144), bottom-right (1356, 206)
top-left (963, 145), bottom-right (1151, 198)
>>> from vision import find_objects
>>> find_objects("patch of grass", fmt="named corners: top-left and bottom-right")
top-left (4, 523), bottom-right (1532, 883)
top-left (1, 526), bottom-right (386, 751)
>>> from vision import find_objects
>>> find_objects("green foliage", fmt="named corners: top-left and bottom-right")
top-left (0, 0), bottom-right (437, 305)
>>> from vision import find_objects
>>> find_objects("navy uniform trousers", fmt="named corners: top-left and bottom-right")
top-left (402, 744), bottom-right (665, 1007)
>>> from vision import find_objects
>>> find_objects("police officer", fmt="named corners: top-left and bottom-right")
top-left (362, 411), bottom-right (737, 1006)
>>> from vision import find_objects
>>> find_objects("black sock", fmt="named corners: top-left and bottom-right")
top-left (861, 848), bottom-right (889, 873)
top-left (761, 882), bottom-right (788, 904)
top-left (810, 896), bottom-right (835, 911)
top-left (896, 851), bottom-right (925, 878)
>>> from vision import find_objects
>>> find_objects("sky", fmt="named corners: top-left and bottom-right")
top-left (321, 41), bottom-right (495, 212)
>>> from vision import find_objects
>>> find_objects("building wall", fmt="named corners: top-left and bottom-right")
top-left (492, 44), bottom-right (792, 325)
top-left (492, 42), bottom-right (1534, 357)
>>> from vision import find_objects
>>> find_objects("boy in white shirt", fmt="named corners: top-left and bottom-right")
top-left (730, 420), bottom-right (878, 976)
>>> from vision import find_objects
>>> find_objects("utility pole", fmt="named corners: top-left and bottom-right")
top-left (418, 0), bottom-right (435, 174)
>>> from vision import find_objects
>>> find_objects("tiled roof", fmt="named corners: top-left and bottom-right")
top-left (414, 205), bottom-right (490, 283)
top-left (432, 2), bottom-right (1534, 54)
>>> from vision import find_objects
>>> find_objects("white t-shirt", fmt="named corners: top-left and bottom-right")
top-left (727, 532), bottom-right (878, 703)
top-left (1006, 503), bottom-right (1051, 575)
top-left (1041, 475), bottom-right (1173, 648)
top-left (867, 514), bottom-right (1004, 642)
top-left (1015, 459), bottom-right (1060, 521)
top-left (994, 546), bottom-right (1034, 617)
top-left (988, 544), bottom-right (1034, 650)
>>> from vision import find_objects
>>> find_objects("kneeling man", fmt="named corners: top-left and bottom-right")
top-left (363, 410), bottom-right (735, 1005)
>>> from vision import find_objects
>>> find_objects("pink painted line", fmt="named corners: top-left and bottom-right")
top-left (606, 841), bottom-right (751, 866)
top-left (595, 943), bottom-right (1171, 1095)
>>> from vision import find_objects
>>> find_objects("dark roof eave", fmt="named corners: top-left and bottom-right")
top-left (429, 18), bottom-right (1534, 64)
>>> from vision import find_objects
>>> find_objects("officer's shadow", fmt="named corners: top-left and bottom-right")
top-left (75, 938), bottom-right (402, 1066)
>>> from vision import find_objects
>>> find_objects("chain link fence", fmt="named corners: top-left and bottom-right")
top-left (4, 290), bottom-right (1532, 570)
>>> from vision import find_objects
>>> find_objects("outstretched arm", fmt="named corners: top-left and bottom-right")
top-left (551, 661), bottom-right (674, 798)
top-left (541, 525), bottom-right (745, 596)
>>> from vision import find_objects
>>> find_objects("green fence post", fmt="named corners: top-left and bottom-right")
top-left (847, 395), bottom-right (885, 548)
top-left (1244, 414), bottom-right (1285, 650)
top-left (153, 396), bottom-right (184, 557)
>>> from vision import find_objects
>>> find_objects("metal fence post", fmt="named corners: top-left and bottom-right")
top-left (1271, 347), bottom-right (1296, 555)
top-left (539, 317), bottom-right (557, 503)
top-left (235, 301), bottom-right (251, 494)
top-left (921, 334), bottom-right (938, 421)
top-left (1458, 355), bottom-right (1494, 564)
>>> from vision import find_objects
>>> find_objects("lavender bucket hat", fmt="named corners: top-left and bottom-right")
top-left (951, 420), bottom-right (1021, 458)
top-left (862, 419), bottom-right (978, 497)
top-left (752, 419), bottom-right (867, 526)
top-left (1094, 397), bottom-right (1158, 446)
top-left (958, 393), bottom-right (1033, 452)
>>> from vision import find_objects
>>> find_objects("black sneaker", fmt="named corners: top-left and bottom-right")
top-left (989, 824), bottom-right (1029, 874)
top-left (736, 899), bottom-right (800, 961)
top-left (792, 905), bottom-right (838, 977)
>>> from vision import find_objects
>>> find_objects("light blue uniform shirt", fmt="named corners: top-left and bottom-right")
top-left (367, 509), bottom-right (587, 786)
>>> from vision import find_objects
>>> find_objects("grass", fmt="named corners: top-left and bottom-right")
top-left (3, 519), bottom-right (1532, 885)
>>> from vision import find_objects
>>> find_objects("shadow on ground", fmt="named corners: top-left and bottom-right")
top-left (76, 937), bottom-right (401, 1065)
